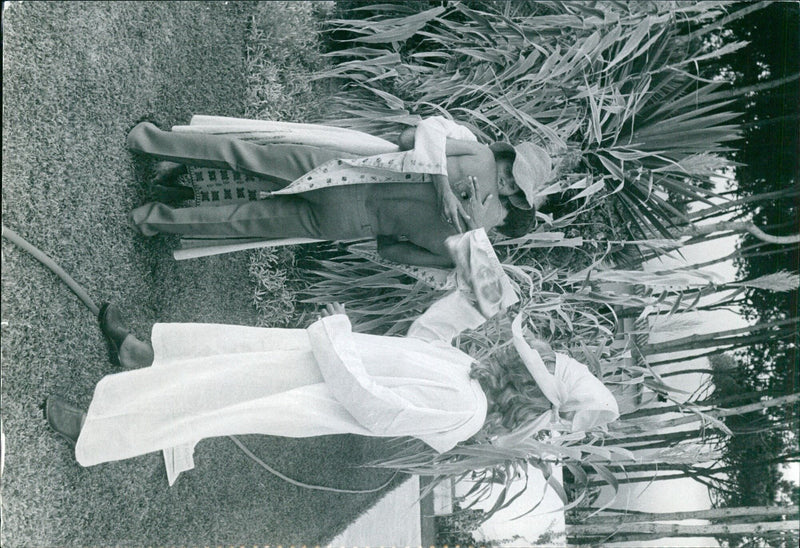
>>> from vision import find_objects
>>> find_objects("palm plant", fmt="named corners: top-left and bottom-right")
top-left (313, 1), bottom-right (754, 238)
top-left (281, 0), bottom-right (800, 524)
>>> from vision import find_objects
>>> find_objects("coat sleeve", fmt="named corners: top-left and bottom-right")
top-left (406, 290), bottom-right (487, 344)
top-left (406, 116), bottom-right (479, 175)
top-left (277, 116), bottom-right (478, 183)
top-left (307, 314), bottom-right (482, 452)
top-left (555, 353), bottom-right (620, 431)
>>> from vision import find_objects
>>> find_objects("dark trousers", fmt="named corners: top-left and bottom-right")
top-left (128, 123), bottom-right (374, 240)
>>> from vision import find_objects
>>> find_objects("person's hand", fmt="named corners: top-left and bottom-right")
top-left (441, 189), bottom-right (472, 232)
top-left (462, 176), bottom-right (494, 229)
top-left (319, 302), bottom-right (346, 318)
top-left (433, 174), bottom-right (476, 233)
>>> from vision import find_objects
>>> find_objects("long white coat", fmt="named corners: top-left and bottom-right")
top-left (74, 292), bottom-right (489, 484)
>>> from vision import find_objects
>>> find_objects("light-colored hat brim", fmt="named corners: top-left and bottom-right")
top-left (512, 142), bottom-right (552, 209)
top-left (490, 141), bottom-right (553, 209)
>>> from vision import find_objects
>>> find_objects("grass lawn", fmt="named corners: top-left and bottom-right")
top-left (1, 2), bottom-right (404, 546)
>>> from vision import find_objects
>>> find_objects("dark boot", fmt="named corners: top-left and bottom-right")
top-left (45, 396), bottom-right (86, 445)
top-left (98, 302), bottom-right (131, 367)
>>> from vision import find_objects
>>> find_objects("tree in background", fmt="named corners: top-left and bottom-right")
top-left (714, 1), bottom-right (799, 520)
top-left (728, 1), bottom-right (798, 402)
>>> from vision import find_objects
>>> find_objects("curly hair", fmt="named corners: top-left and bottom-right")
top-left (495, 196), bottom-right (538, 238)
top-left (373, 336), bottom-right (560, 475)
top-left (469, 339), bottom-right (555, 437)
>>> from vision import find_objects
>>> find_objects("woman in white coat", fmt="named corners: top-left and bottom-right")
top-left (45, 299), bottom-right (619, 486)
top-left (45, 292), bottom-right (493, 485)
top-left (45, 231), bottom-right (618, 485)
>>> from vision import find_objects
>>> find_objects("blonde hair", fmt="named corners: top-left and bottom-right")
top-left (469, 338), bottom-right (555, 438)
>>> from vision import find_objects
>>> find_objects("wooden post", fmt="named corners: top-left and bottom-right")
top-left (569, 505), bottom-right (798, 525)
top-left (568, 519), bottom-right (799, 540)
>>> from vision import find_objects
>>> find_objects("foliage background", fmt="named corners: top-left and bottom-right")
top-left (295, 2), bottom-right (799, 541)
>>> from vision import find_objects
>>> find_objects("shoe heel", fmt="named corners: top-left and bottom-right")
top-left (45, 396), bottom-right (85, 446)
top-left (105, 339), bottom-right (121, 367)
top-left (98, 302), bottom-right (122, 367)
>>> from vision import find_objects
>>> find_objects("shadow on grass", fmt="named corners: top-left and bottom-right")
top-left (2, 2), bottom-right (405, 546)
